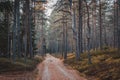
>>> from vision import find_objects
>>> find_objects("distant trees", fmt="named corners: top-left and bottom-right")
top-left (47, 0), bottom-right (119, 63)
top-left (48, 0), bottom-right (73, 59)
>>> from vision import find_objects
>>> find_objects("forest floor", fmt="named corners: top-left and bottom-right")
top-left (1, 49), bottom-right (119, 80)
top-left (35, 54), bottom-right (87, 80)
top-left (0, 54), bottom-right (87, 80)
top-left (64, 48), bottom-right (120, 80)
top-left (0, 56), bottom-right (43, 80)
top-left (0, 72), bottom-right (34, 80)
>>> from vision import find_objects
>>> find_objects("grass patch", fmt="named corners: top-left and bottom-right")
top-left (64, 49), bottom-right (120, 80)
top-left (0, 55), bottom-right (43, 74)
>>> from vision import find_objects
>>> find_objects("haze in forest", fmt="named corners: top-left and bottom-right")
top-left (0, 0), bottom-right (120, 80)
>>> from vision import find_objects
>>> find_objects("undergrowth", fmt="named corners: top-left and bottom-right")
top-left (64, 48), bottom-right (120, 80)
top-left (0, 55), bottom-right (43, 74)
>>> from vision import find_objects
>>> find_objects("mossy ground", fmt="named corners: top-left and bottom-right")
top-left (64, 48), bottom-right (120, 80)
top-left (0, 55), bottom-right (43, 74)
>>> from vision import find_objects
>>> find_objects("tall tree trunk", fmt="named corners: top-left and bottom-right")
top-left (99, 0), bottom-right (102, 49)
top-left (65, 15), bottom-right (68, 59)
top-left (78, 0), bottom-right (83, 60)
top-left (84, 0), bottom-right (92, 64)
top-left (114, 1), bottom-right (116, 48)
top-left (115, 0), bottom-right (119, 48)
top-left (83, 7), bottom-right (86, 51)
top-left (117, 0), bottom-right (120, 49)
top-left (92, 0), bottom-right (97, 50)
top-left (6, 11), bottom-right (10, 58)
top-left (62, 14), bottom-right (67, 59)
top-left (72, 5), bottom-right (79, 60)
top-left (12, 0), bottom-right (17, 62)
top-left (16, 0), bottom-right (21, 58)
top-left (29, 0), bottom-right (33, 58)
top-left (24, 0), bottom-right (30, 61)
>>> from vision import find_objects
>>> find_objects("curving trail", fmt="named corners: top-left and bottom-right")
top-left (36, 54), bottom-right (87, 80)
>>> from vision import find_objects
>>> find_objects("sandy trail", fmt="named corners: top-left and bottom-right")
top-left (36, 54), bottom-right (87, 80)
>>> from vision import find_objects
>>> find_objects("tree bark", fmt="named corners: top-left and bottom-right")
top-left (84, 0), bottom-right (92, 64)
top-left (78, 0), bottom-right (83, 60)
top-left (99, 0), bottom-right (102, 49)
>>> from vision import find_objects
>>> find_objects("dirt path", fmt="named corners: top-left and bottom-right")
top-left (36, 54), bottom-right (87, 80)
top-left (0, 54), bottom-right (87, 80)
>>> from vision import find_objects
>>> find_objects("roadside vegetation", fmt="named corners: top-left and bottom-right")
top-left (64, 48), bottom-right (120, 80)
top-left (0, 55), bottom-right (43, 74)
